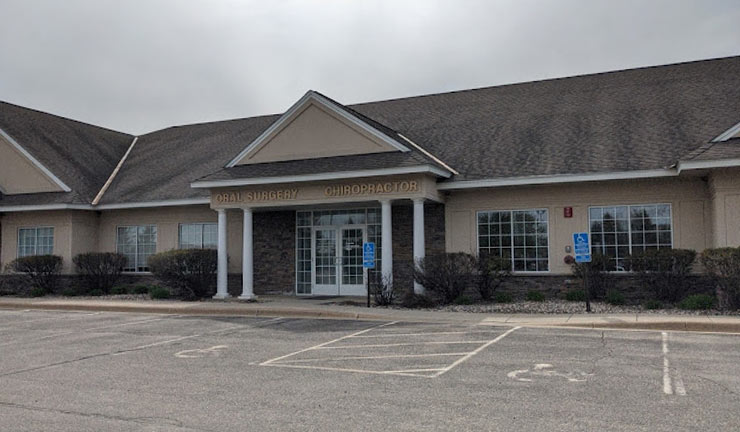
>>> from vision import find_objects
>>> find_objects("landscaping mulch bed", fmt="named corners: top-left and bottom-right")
top-left (389, 300), bottom-right (739, 315)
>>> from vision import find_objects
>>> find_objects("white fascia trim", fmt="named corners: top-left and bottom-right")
top-left (92, 136), bottom-right (138, 205)
top-left (225, 90), bottom-right (409, 168)
top-left (436, 169), bottom-right (678, 190)
top-left (192, 165), bottom-right (450, 189)
top-left (94, 198), bottom-right (210, 210)
top-left (678, 158), bottom-right (740, 171)
top-left (397, 133), bottom-right (459, 175)
top-left (0, 204), bottom-right (93, 212)
top-left (711, 121), bottom-right (740, 142)
top-left (0, 127), bottom-right (72, 192)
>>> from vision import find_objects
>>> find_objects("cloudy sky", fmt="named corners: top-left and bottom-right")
top-left (1, 0), bottom-right (739, 134)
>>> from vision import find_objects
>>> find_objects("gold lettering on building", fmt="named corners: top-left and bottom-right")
top-left (324, 180), bottom-right (418, 197)
top-left (215, 189), bottom-right (298, 204)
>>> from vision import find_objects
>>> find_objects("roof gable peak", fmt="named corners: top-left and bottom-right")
top-left (226, 91), bottom-right (409, 167)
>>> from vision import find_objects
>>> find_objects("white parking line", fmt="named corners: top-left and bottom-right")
top-left (261, 322), bottom-right (520, 378)
top-left (277, 352), bottom-right (471, 364)
top-left (316, 340), bottom-right (492, 349)
top-left (662, 332), bottom-right (687, 396)
top-left (433, 326), bottom-right (521, 378)
top-left (260, 321), bottom-right (399, 366)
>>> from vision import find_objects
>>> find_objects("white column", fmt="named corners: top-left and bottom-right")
top-left (239, 208), bottom-right (256, 300)
top-left (381, 199), bottom-right (393, 288)
top-left (413, 198), bottom-right (425, 294)
top-left (214, 209), bottom-right (229, 299)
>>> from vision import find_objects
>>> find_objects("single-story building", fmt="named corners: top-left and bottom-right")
top-left (1, 56), bottom-right (740, 298)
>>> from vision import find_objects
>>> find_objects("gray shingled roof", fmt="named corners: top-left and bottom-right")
top-left (0, 101), bottom-right (133, 206)
top-left (3, 56), bottom-right (740, 207)
top-left (350, 55), bottom-right (740, 181)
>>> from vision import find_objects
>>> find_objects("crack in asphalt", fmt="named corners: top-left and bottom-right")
top-left (0, 400), bottom-right (215, 431)
top-left (0, 317), bottom-right (284, 378)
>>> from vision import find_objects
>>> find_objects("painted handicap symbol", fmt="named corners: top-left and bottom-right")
top-left (175, 345), bottom-right (228, 359)
top-left (507, 363), bottom-right (593, 382)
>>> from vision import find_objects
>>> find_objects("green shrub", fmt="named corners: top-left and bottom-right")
top-left (29, 286), bottom-right (47, 297)
top-left (73, 252), bottom-right (126, 294)
top-left (149, 286), bottom-right (170, 300)
top-left (643, 299), bottom-right (664, 310)
top-left (148, 249), bottom-right (217, 300)
top-left (494, 292), bottom-right (513, 303)
top-left (627, 249), bottom-right (696, 302)
top-left (525, 291), bottom-right (545, 302)
top-left (565, 290), bottom-right (586, 302)
top-left (679, 294), bottom-right (715, 310)
top-left (605, 290), bottom-right (626, 305)
top-left (413, 253), bottom-right (476, 305)
top-left (5, 255), bottom-right (63, 295)
top-left (453, 295), bottom-right (474, 305)
top-left (701, 248), bottom-right (740, 310)
top-left (110, 286), bottom-right (129, 295)
top-left (132, 285), bottom-right (150, 295)
top-left (61, 287), bottom-right (80, 297)
top-left (88, 289), bottom-right (104, 297)
top-left (475, 254), bottom-right (511, 301)
top-left (369, 273), bottom-right (400, 306)
top-left (570, 252), bottom-right (611, 298)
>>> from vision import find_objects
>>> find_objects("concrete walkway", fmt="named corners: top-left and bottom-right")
top-left (1, 295), bottom-right (739, 333)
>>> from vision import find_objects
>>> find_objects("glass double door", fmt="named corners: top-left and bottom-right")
top-left (312, 225), bottom-right (366, 296)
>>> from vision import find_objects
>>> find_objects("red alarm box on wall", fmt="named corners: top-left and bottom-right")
top-left (564, 207), bottom-right (573, 218)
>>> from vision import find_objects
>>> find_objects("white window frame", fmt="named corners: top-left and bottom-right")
top-left (17, 226), bottom-right (54, 258)
top-left (178, 222), bottom-right (218, 249)
top-left (587, 203), bottom-right (674, 271)
top-left (116, 225), bottom-right (157, 273)
top-left (476, 208), bottom-right (551, 273)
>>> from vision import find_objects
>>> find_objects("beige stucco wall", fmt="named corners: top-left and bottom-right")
top-left (709, 168), bottom-right (740, 247)
top-left (445, 176), bottom-right (712, 275)
top-left (0, 210), bottom-right (97, 273)
top-left (235, 101), bottom-right (397, 165)
top-left (0, 135), bottom-right (64, 194)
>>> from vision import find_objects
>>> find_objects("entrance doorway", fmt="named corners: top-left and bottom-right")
top-left (312, 226), bottom-right (366, 296)
top-left (296, 208), bottom-right (381, 296)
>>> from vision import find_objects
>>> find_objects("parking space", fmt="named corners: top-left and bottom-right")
top-left (261, 321), bottom-right (519, 377)
top-left (0, 309), bottom-right (739, 431)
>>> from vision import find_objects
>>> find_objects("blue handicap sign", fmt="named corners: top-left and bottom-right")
top-left (573, 232), bottom-right (592, 263)
top-left (363, 242), bottom-right (375, 268)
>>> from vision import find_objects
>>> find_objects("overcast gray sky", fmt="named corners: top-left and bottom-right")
top-left (1, 0), bottom-right (739, 134)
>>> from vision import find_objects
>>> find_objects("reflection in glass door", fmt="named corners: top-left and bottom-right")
top-left (313, 228), bottom-right (337, 294)
top-left (341, 227), bottom-right (365, 290)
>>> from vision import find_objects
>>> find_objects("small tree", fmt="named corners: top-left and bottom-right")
top-left (73, 252), bottom-right (126, 294)
top-left (701, 247), bottom-right (740, 310)
top-left (148, 249), bottom-right (218, 300)
top-left (5, 255), bottom-right (63, 295)
top-left (475, 253), bottom-right (511, 301)
top-left (627, 249), bottom-right (696, 303)
top-left (413, 253), bottom-right (476, 305)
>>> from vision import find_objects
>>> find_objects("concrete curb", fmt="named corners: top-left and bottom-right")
top-left (2, 300), bottom-right (740, 334)
top-left (0, 300), bottom-right (390, 321)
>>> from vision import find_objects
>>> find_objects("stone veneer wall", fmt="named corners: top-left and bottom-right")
top-left (391, 202), bottom-right (446, 293)
top-left (227, 210), bottom-right (296, 296)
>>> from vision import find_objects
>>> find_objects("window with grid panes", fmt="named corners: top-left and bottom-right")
top-left (116, 225), bottom-right (157, 272)
top-left (179, 223), bottom-right (217, 249)
top-left (17, 227), bottom-right (54, 257)
top-left (477, 209), bottom-right (549, 272)
top-left (589, 204), bottom-right (672, 271)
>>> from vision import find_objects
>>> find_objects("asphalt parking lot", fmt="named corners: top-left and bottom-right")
top-left (0, 309), bottom-right (738, 431)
